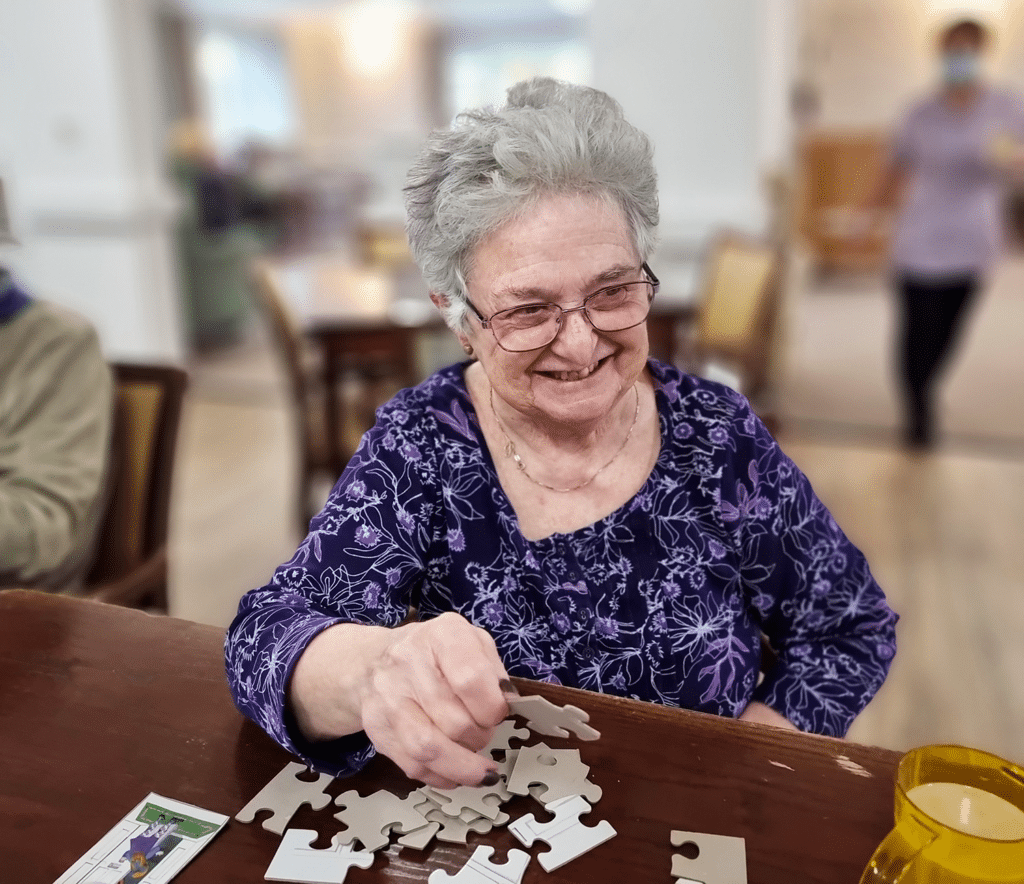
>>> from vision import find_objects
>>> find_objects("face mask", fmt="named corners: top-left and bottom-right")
top-left (942, 51), bottom-right (980, 85)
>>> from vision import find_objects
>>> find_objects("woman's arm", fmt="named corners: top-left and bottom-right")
top-left (719, 396), bottom-right (898, 737)
top-left (738, 700), bottom-right (798, 730)
top-left (288, 614), bottom-right (510, 788)
top-left (225, 391), bottom-right (508, 785)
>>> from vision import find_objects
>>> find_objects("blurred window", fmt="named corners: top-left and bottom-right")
top-left (442, 15), bottom-right (591, 116)
top-left (196, 26), bottom-right (297, 160)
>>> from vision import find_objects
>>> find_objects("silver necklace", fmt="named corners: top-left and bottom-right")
top-left (489, 384), bottom-right (640, 493)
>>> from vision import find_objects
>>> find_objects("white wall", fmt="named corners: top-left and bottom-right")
top-left (589, 0), bottom-right (796, 250)
top-left (0, 0), bottom-right (184, 362)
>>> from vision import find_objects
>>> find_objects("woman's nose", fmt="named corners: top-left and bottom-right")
top-left (551, 306), bottom-right (598, 353)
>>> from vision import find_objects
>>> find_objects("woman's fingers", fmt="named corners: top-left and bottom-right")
top-left (365, 694), bottom-right (498, 787)
top-left (428, 614), bottom-right (510, 732)
top-left (403, 649), bottom-right (493, 752)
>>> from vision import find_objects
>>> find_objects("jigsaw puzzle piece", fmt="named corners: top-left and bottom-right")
top-left (670, 830), bottom-right (747, 884)
top-left (496, 749), bottom-right (519, 780)
top-left (481, 720), bottom-right (530, 757)
top-left (235, 761), bottom-right (334, 835)
top-left (421, 781), bottom-right (511, 821)
top-left (508, 794), bottom-right (616, 872)
top-left (264, 829), bottom-right (374, 883)
top-left (505, 743), bottom-right (602, 804)
top-left (426, 807), bottom-right (499, 843)
top-left (427, 845), bottom-right (531, 884)
top-left (333, 789), bottom-right (430, 852)
top-left (506, 694), bottom-right (600, 741)
top-left (396, 820), bottom-right (442, 850)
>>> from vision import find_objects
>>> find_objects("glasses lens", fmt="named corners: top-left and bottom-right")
top-left (586, 282), bottom-right (652, 331)
top-left (491, 304), bottom-right (561, 351)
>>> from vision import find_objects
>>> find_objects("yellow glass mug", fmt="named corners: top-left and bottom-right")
top-left (861, 745), bottom-right (1024, 883)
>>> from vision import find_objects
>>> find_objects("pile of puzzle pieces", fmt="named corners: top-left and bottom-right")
top-left (236, 693), bottom-right (616, 883)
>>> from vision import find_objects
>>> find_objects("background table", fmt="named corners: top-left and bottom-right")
top-left (0, 590), bottom-right (900, 882)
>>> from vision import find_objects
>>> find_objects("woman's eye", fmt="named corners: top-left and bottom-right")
top-left (591, 286), bottom-right (629, 307)
top-left (506, 305), bottom-right (551, 324)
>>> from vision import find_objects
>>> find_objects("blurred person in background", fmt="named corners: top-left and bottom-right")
top-left (0, 180), bottom-right (113, 591)
top-left (167, 119), bottom-right (254, 351)
top-left (226, 78), bottom-right (897, 788)
top-left (865, 18), bottom-right (1024, 448)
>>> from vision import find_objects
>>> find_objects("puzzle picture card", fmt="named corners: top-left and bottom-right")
top-left (53, 793), bottom-right (229, 884)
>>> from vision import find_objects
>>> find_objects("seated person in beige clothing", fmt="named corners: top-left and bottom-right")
top-left (0, 265), bottom-right (113, 590)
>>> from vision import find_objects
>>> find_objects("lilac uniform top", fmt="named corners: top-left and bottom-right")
top-left (225, 361), bottom-right (898, 777)
top-left (890, 85), bottom-right (1024, 277)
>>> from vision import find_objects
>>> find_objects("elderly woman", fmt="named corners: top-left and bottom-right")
top-left (226, 78), bottom-right (897, 789)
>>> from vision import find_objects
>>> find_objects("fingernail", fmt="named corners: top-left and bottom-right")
top-left (479, 770), bottom-right (500, 787)
top-left (499, 678), bottom-right (519, 696)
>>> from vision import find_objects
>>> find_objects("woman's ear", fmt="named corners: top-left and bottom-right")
top-left (430, 291), bottom-right (473, 355)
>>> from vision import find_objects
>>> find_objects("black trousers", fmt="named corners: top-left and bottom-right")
top-left (895, 273), bottom-right (980, 443)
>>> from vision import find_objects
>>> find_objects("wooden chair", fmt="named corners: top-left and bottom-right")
top-left (81, 362), bottom-right (187, 611)
top-left (685, 232), bottom-right (785, 424)
top-left (251, 260), bottom-right (412, 533)
top-left (250, 259), bottom-right (336, 534)
top-left (795, 131), bottom-right (891, 274)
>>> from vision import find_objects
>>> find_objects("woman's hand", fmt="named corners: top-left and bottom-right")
top-left (289, 612), bottom-right (511, 788)
top-left (738, 700), bottom-right (799, 731)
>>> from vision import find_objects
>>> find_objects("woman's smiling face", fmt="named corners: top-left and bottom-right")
top-left (460, 192), bottom-right (650, 430)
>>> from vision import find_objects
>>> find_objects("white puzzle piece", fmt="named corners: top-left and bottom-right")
top-left (264, 829), bottom-right (374, 883)
top-left (506, 695), bottom-right (600, 741)
top-left (481, 720), bottom-right (530, 757)
top-left (407, 791), bottom-right (506, 845)
top-left (423, 808), bottom-right (496, 844)
top-left (505, 742), bottom-right (602, 804)
top-left (236, 762), bottom-right (334, 835)
top-left (670, 830), bottom-right (748, 884)
top-left (333, 789), bottom-right (431, 852)
top-left (427, 845), bottom-right (531, 884)
top-left (507, 794), bottom-right (616, 872)
top-left (396, 819), bottom-right (441, 850)
top-left (421, 780), bottom-right (511, 821)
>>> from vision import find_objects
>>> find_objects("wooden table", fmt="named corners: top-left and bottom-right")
top-left (0, 591), bottom-right (900, 883)
top-left (272, 255), bottom-right (698, 475)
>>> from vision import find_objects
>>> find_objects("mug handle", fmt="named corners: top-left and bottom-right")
top-left (859, 826), bottom-right (931, 884)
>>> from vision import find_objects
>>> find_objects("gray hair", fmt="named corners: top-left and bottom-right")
top-left (404, 77), bottom-right (659, 330)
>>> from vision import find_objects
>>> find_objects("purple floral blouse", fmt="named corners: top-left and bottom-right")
top-left (225, 361), bottom-right (897, 777)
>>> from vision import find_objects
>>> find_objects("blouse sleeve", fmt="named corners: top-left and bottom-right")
top-left (718, 398), bottom-right (898, 737)
top-left (224, 395), bottom-right (441, 776)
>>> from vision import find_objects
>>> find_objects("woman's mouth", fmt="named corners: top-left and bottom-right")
top-left (537, 355), bottom-right (609, 381)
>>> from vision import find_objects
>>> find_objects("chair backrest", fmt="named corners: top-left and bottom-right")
top-left (795, 131), bottom-right (889, 272)
top-left (85, 363), bottom-right (187, 586)
top-left (250, 259), bottom-right (310, 408)
top-left (694, 233), bottom-right (783, 394)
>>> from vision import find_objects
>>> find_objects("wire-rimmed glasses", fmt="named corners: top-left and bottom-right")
top-left (466, 263), bottom-right (659, 352)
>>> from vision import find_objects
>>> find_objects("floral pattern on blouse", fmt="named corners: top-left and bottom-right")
top-left (225, 360), bottom-right (898, 777)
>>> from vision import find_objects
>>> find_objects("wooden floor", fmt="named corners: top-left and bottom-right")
top-left (169, 273), bottom-right (1024, 766)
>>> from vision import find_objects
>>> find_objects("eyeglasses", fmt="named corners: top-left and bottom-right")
top-left (466, 263), bottom-right (659, 352)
